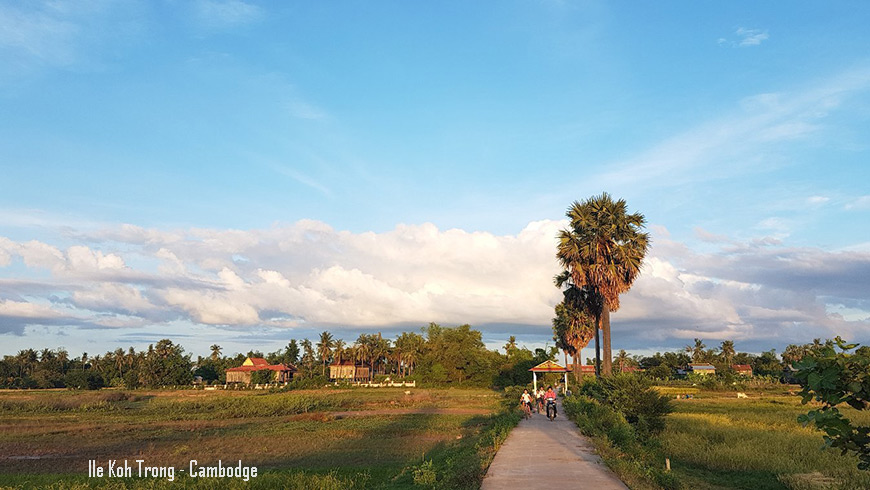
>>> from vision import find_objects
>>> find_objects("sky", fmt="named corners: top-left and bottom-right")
top-left (0, 1), bottom-right (868, 360)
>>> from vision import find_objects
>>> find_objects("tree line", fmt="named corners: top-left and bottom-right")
top-left (0, 323), bottom-right (559, 389)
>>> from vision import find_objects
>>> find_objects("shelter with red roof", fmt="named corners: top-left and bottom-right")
top-left (529, 360), bottom-right (570, 393)
top-left (225, 357), bottom-right (296, 384)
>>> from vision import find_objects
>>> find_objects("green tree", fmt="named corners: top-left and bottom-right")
top-left (556, 193), bottom-right (649, 376)
top-left (317, 331), bottom-right (335, 376)
top-left (210, 344), bottom-right (222, 361)
top-left (552, 283), bottom-right (597, 377)
top-left (686, 338), bottom-right (707, 363)
top-left (720, 340), bottom-right (736, 366)
top-left (796, 337), bottom-right (870, 470)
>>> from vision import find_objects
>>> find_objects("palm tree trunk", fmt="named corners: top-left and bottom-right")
top-left (594, 312), bottom-right (602, 378)
top-left (602, 304), bottom-right (612, 376)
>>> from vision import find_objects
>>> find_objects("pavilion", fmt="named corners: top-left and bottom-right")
top-left (529, 360), bottom-right (570, 393)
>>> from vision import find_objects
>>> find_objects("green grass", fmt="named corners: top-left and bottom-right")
top-left (0, 387), bottom-right (516, 489)
top-left (660, 391), bottom-right (870, 490)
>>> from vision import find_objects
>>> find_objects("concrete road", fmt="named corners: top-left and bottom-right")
top-left (481, 399), bottom-right (628, 489)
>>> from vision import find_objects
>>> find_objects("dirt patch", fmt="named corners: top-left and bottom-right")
top-left (330, 407), bottom-right (491, 419)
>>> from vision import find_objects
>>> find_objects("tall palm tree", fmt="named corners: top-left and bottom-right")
top-left (720, 340), bottom-right (735, 366)
top-left (354, 335), bottom-right (373, 380)
top-left (686, 338), bottom-right (706, 363)
top-left (557, 193), bottom-right (649, 376)
top-left (333, 340), bottom-right (346, 364)
top-left (210, 344), bottom-right (222, 361)
top-left (317, 331), bottom-right (335, 376)
top-left (552, 283), bottom-right (597, 378)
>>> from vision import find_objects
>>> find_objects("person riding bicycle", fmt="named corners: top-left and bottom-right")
top-left (544, 385), bottom-right (557, 419)
top-left (520, 389), bottom-right (533, 415)
top-left (536, 387), bottom-right (545, 413)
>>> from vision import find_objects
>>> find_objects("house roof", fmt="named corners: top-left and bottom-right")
top-left (732, 364), bottom-right (752, 371)
top-left (330, 360), bottom-right (368, 367)
top-left (689, 364), bottom-right (716, 370)
top-left (226, 357), bottom-right (296, 372)
top-left (580, 365), bottom-right (596, 373)
top-left (529, 360), bottom-right (569, 373)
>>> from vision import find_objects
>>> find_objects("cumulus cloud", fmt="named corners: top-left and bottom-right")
top-left (0, 219), bottom-right (868, 349)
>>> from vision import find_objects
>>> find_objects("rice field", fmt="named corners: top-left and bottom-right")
top-left (0, 387), bottom-right (516, 489)
top-left (660, 390), bottom-right (870, 490)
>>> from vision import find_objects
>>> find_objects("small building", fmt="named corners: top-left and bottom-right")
top-left (732, 364), bottom-right (753, 377)
top-left (688, 364), bottom-right (716, 375)
top-left (329, 360), bottom-right (371, 381)
top-left (579, 365), bottom-right (596, 376)
top-left (620, 365), bottom-right (643, 373)
top-left (529, 360), bottom-right (570, 393)
top-left (225, 357), bottom-right (296, 384)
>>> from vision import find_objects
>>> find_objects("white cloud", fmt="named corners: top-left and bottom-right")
top-left (594, 65), bottom-right (870, 193)
top-left (845, 195), bottom-right (870, 210)
top-left (1, 219), bottom-right (868, 348)
top-left (807, 195), bottom-right (830, 205)
top-left (736, 27), bottom-right (769, 47)
top-left (194, 0), bottom-right (262, 29)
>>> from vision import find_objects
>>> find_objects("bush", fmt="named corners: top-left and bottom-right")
top-left (250, 369), bottom-right (274, 385)
top-left (64, 371), bottom-right (104, 390)
top-left (563, 395), bottom-right (636, 449)
top-left (645, 365), bottom-right (672, 380)
top-left (578, 374), bottom-right (672, 437)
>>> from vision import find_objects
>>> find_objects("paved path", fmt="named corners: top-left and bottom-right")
top-left (481, 399), bottom-right (628, 489)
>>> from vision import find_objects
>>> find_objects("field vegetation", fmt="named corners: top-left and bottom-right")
top-left (566, 375), bottom-right (870, 490)
top-left (0, 387), bottom-right (518, 489)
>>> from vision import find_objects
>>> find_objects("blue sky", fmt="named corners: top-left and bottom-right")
top-left (1, 1), bottom-right (868, 359)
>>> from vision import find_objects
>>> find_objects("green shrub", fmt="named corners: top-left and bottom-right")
top-left (64, 371), bottom-right (104, 390)
top-left (579, 374), bottom-right (672, 437)
top-left (249, 369), bottom-right (274, 385)
top-left (412, 459), bottom-right (437, 486)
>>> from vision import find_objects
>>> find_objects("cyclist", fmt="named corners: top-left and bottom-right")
top-left (520, 389), bottom-right (533, 418)
top-left (536, 387), bottom-right (545, 413)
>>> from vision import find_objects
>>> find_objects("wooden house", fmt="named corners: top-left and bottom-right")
top-left (225, 357), bottom-right (296, 384)
top-left (329, 360), bottom-right (371, 381)
top-left (688, 363), bottom-right (716, 375)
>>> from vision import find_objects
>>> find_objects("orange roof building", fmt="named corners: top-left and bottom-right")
top-left (732, 364), bottom-right (753, 376)
top-left (225, 357), bottom-right (296, 384)
top-left (529, 360), bottom-right (570, 393)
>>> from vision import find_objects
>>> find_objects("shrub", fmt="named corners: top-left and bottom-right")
top-left (578, 374), bottom-right (672, 437)
top-left (250, 369), bottom-right (274, 385)
top-left (412, 459), bottom-right (437, 486)
top-left (64, 371), bottom-right (104, 390)
top-left (645, 365), bottom-right (672, 380)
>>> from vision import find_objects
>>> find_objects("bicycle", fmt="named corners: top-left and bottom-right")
top-left (521, 401), bottom-right (532, 419)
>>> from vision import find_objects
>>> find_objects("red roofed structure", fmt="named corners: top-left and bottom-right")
top-left (225, 357), bottom-right (296, 384)
top-left (732, 364), bottom-right (753, 377)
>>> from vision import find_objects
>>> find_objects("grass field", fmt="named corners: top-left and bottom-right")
top-left (0, 387), bottom-right (517, 489)
top-left (660, 389), bottom-right (870, 490)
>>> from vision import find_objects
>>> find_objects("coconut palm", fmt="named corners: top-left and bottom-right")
top-left (210, 344), bottom-right (222, 361)
top-left (317, 331), bottom-right (335, 376)
top-left (333, 340), bottom-right (346, 364)
top-left (720, 340), bottom-right (735, 366)
top-left (686, 338), bottom-right (706, 363)
top-left (557, 193), bottom-right (649, 376)
top-left (354, 335), bottom-right (373, 380)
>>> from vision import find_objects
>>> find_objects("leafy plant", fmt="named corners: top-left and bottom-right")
top-left (795, 337), bottom-right (870, 470)
top-left (578, 374), bottom-right (673, 437)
